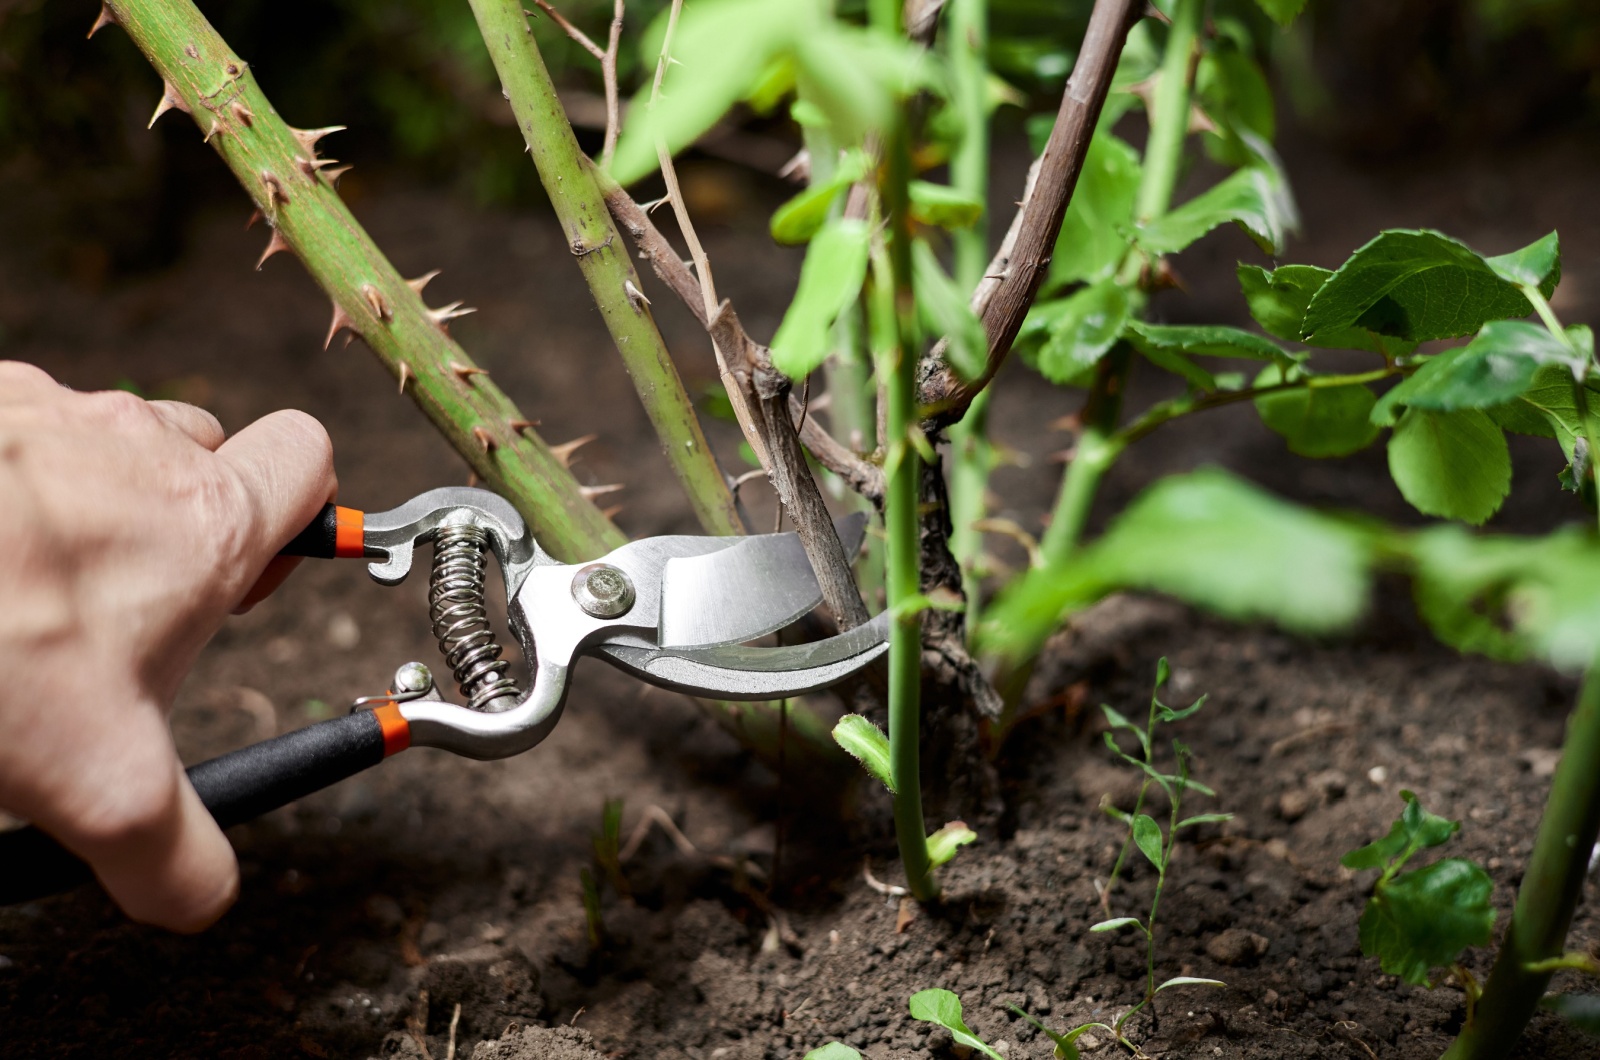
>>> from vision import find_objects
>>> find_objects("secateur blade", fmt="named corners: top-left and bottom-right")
top-left (657, 511), bottom-right (868, 649)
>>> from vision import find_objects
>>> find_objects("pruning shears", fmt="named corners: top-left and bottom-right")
top-left (1, 487), bottom-right (887, 903)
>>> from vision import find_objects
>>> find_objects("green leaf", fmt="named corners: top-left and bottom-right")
top-left (1540, 995), bottom-right (1600, 1037)
top-left (612, 0), bottom-right (802, 186)
top-left (926, 821), bottom-right (978, 868)
top-left (979, 471), bottom-right (1376, 661)
top-left (1035, 279), bottom-right (1130, 383)
top-left (1157, 693), bottom-right (1209, 723)
top-left (910, 181), bottom-right (983, 229)
top-left (1049, 131), bottom-right (1141, 288)
top-left (831, 714), bottom-right (894, 793)
top-left (1005, 1006), bottom-right (1084, 1060)
top-left (912, 240), bottom-right (987, 381)
top-left (1177, 813), bottom-right (1234, 829)
top-left (1237, 263), bottom-right (1397, 354)
top-left (1357, 858), bottom-right (1495, 986)
top-left (1408, 526), bottom-right (1600, 669)
top-left (769, 150), bottom-right (869, 245)
top-left (1125, 322), bottom-right (1298, 368)
top-left (793, 24), bottom-right (931, 147)
top-left (1196, 42), bottom-right (1275, 167)
top-left (1252, 0), bottom-right (1309, 27)
top-left (1089, 917), bottom-right (1143, 933)
top-left (908, 990), bottom-right (1004, 1060)
top-left (1092, 469), bottom-right (1374, 634)
top-left (1132, 814), bottom-right (1165, 870)
top-left (1484, 362), bottom-right (1600, 462)
top-left (770, 219), bottom-right (871, 380)
top-left (1341, 790), bottom-right (1460, 874)
top-left (1485, 230), bottom-right (1562, 290)
top-left (1155, 977), bottom-right (1226, 993)
top-left (1386, 408), bottom-right (1511, 525)
top-left (1254, 365), bottom-right (1381, 458)
top-left (1372, 321), bottom-right (1586, 426)
top-left (1303, 230), bottom-right (1544, 346)
top-left (1139, 164), bottom-right (1296, 257)
top-left (803, 1045), bottom-right (862, 1060)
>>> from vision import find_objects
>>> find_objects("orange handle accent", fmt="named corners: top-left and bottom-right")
top-left (334, 506), bottom-right (365, 558)
top-left (373, 703), bottom-right (412, 757)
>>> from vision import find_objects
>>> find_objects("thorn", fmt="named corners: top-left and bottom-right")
top-left (467, 471), bottom-right (482, 488)
top-left (1143, 1), bottom-right (1172, 23)
top-left (427, 302), bottom-right (476, 330)
top-left (450, 361), bottom-right (488, 383)
top-left (148, 82), bottom-right (190, 129)
top-left (245, 208), bottom-right (263, 230)
top-left (296, 155), bottom-right (339, 178)
top-left (472, 426), bottom-right (497, 454)
top-left (202, 114), bottom-right (229, 143)
top-left (289, 125), bottom-right (346, 156)
top-left (230, 101), bottom-right (254, 128)
top-left (397, 362), bottom-right (414, 394)
top-left (624, 280), bottom-right (650, 310)
top-left (360, 283), bottom-right (392, 322)
top-left (508, 419), bottom-right (539, 433)
top-left (406, 270), bottom-right (442, 295)
top-left (86, 4), bottom-right (117, 39)
top-left (579, 483), bottom-right (624, 501)
top-left (601, 505), bottom-right (624, 520)
top-left (261, 171), bottom-right (289, 207)
top-left (322, 164), bottom-right (353, 187)
top-left (548, 434), bottom-right (597, 469)
top-left (1187, 104), bottom-right (1219, 136)
top-left (324, 303), bottom-right (353, 349)
top-left (255, 228), bottom-right (290, 270)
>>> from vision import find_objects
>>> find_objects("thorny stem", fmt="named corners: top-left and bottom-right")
top-left (881, 112), bottom-right (937, 901)
top-left (467, 0), bottom-right (744, 538)
top-left (1442, 665), bottom-right (1600, 1060)
top-left (102, 0), bottom-right (624, 561)
top-left (528, 0), bottom-right (626, 179)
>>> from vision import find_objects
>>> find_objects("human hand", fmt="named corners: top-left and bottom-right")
top-left (0, 361), bottom-right (335, 931)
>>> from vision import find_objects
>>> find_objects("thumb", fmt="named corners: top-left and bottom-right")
top-left (215, 409), bottom-right (336, 601)
top-left (34, 704), bottom-right (238, 932)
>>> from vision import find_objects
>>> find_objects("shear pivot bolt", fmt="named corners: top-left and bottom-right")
top-left (393, 661), bottom-right (434, 694)
top-left (572, 563), bottom-right (635, 618)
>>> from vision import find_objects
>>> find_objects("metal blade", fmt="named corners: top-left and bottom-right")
top-left (657, 512), bottom-right (868, 649)
top-left (598, 611), bottom-right (889, 700)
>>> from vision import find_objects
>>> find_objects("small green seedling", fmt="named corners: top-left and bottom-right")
top-left (1341, 791), bottom-right (1496, 989)
top-left (592, 796), bottom-right (628, 898)
top-left (833, 715), bottom-right (978, 871)
top-left (578, 866), bottom-right (604, 949)
top-left (1005, 662), bottom-right (1227, 1053)
top-left (908, 989), bottom-right (1005, 1060)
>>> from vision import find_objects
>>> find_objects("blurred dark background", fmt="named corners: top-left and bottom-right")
top-left (2, 0), bottom-right (1596, 283)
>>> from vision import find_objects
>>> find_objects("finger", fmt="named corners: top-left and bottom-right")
top-left (232, 554), bottom-right (305, 614)
top-left (0, 361), bottom-right (65, 404)
top-left (32, 705), bottom-right (238, 932)
top-left (149, 400), bottom-right (226, 451)
top-left (216, 409), bottom-right (337, 552)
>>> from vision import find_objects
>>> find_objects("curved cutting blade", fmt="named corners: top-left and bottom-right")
top-left (598, 611), bottom-right (889, 700)
top-left (657, 512), bottom-right (867, 649)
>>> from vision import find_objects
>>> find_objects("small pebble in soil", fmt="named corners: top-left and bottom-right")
top-left (1367, 765), bottom-right (1388, 785)
top-left (1206, 928), bottom-right (1270, 966)
top-left (327, 612), bottom-right (361, 650)
top-left (1278, 789), bottom-right (1313, 822)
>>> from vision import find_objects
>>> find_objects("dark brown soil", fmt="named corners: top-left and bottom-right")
top-left (3, 121), bottom-right (1600, 1060)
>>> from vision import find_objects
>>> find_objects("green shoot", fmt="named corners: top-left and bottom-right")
top-left (801, 1044), bottom-right (863, 1060)
top-left (907, 990), bottom-right (1004, 1060)
top-left (578, 867), bottom-right (603, 950)
top-left (1341, 791), bottom-right (1496, 988)
top-left (592, 797), bottom-right (628, 898)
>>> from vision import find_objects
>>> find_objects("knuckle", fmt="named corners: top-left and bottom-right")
top-left (82, 388), bottom-right (159, 432)
top-left (0, 360), bottom-right (56, 392)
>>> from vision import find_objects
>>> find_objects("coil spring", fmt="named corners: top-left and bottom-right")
top-left (429, 524), bottom-right (521, 711)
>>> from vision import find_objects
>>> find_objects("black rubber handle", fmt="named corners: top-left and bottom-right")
top-left (279, 503), bottom-right (365, 559)
top-left (0, 710), bottom-right (391, 905)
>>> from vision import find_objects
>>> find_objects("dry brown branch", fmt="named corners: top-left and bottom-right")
top-left (919, 0), bottom-right (1143, 427)
top-left (598, 175), bottom-right (885, 504)
top-left (530, 0), bottom-right (625, 171)
top-left (711, 301), bottom-right (873, 630)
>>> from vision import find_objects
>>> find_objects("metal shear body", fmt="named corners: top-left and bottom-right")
top-left (351, 488), bottom-right (888, 760)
